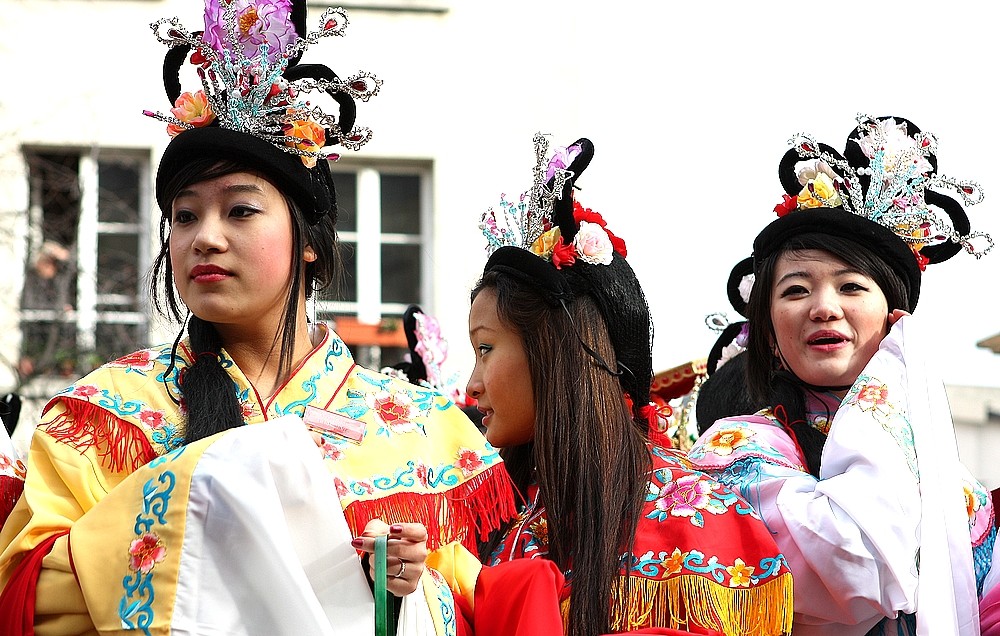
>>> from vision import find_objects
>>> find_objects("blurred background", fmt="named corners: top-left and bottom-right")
top-left (1, 0), bottom-right (998, 482)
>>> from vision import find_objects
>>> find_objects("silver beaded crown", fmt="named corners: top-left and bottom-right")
top-left (787, 114), bottom-right (992, 258)
top-left (479, 133), bottom-right (576, 254)
top-left (144, 2), bottom-right (381, 166)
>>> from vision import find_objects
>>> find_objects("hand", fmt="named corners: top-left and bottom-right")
top-left (352, 520), bottom-right (429, 597)
top-left (888, 309), bottom-right (911, 327)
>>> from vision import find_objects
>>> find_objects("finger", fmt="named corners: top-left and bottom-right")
top-left (361, 518), bottom-right (391, 538)
top-left (887, 309), bottom-right (910, 326)
top-left (387, 522), bottom-right (428, 543)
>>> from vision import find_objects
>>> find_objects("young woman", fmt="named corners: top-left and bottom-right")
top-left (687, 115), bottom-right (995, 635)
top-left (0, 3), bottom-right (512, 633)
top-left (423, 134), bottom-right (794, 636)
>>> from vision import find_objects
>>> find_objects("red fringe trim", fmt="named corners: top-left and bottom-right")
top-left (0, 476), bottom-right (24, 530)
top-left (41, 399), bottom-right (157, 473)
top-left (344, 463), bottom-right (516, 551)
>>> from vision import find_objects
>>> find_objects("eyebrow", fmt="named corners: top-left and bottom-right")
top-left (775, 267), bottom-right (864, 286)
top-left (174, 182), bottom-right (266, 200)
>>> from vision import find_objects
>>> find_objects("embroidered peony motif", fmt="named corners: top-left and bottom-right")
top-left (727, 558), bottom-right (754, 587)
top-left (72, 384), bottom-right (99, 398)
top-left (847, 377), bottom-right (894, 421)
top-left (365, 390), bottom-right (418, 433)
top-left (109, 349), bottom-right (157, 372)
top-left (456, 448), bottom-right (485, 477)
top-left (414, 462), bottom-right (431, 487)
top-left (647, 472), bottom-right (727, 527)
top-left (334, 477), bottom-right (348, 497)
top-left (139, 409), bottom-right (167, 429)
top-left (128, 533), bottom-right (167, 574)
top-left (318, 437), bottom-right (344, 461)
top-left (528, 517), bottom-right (548, 548)
top-left (703, 427), bottom-right (753, 456)
top-left (661, 547), bottom-right (687, 577)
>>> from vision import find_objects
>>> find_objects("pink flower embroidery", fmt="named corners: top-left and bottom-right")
top-left (111, 350), bottom-right (156, 372)
top-left (365, 391), bottom-right (418, 433)
top-left (319, 439), bottom-right (343, 461)
top-left (139, 409), bottom-right (166, 429)
top-left (456, 448), bottom-right (484, 477)
top-left (415, 463), bottom-right (430, 487)
top-left (652, 473), bottom-right (714, 518)
top-left (128, 533), bottom-right (166, 574)
top-left (855, 382), bottom-right (889, 410)
top-left (72, 384), bottom-right (99, 397)
top-left (334, 477), bottom-right (348, 497)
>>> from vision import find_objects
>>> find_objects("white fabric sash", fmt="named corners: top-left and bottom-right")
top-left (171, 417), bottom-right (376, 635)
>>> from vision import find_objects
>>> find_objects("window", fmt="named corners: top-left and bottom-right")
top-left (20, 149), bottom-right (151, 379)
top-left (317, 163), bottom-right (431, 369)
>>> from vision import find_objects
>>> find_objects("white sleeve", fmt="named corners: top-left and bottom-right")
top-left (740, 316), bottom-right (979, 636)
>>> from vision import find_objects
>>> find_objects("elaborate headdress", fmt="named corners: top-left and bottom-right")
top-left (755, 114), bottom-right (991, 310)
top-left (479, 134), bottom-right (653, 420)
top-left (145, 0), bottom-right (381, 223)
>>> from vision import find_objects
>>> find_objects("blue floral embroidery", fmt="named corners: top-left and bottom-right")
top-left (119, 450), bottom-right (182, 634)
top-left (625, 549), bottom-right (789, 586)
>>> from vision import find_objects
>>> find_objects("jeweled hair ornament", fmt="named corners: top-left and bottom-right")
top-left (145, 2), bottom-right (380, 166)
top-left (754, 114), bottom-right (992, 310)
top-left (776, 114), bottom-right (991, 265)
top-left (479, 134), bottom-right (653, 424)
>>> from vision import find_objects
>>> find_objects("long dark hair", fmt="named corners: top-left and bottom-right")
top-left (473, 270), bottom-right (650, 636)
top-left (150, 158), bottom-right (341, 445)
top-left (744, 233), bottom-right (910, 476)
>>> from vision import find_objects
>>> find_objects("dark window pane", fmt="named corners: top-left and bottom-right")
top-left (26, 152), bottom-right (80, 247)
top-left (95, 322), bottom-right (144, 368)
top-left (380, 174), bottom-right (420, 234)
top-left (98, 160), bottom-right (140, 223)
top-left (330, 170), bottom-right (357, 232)
top-left (97, 233), bottom-right (140, 310)
top-left (380, 244), bottom-right (421, 304)
top-left (19, 321), bottom-right (78, 378)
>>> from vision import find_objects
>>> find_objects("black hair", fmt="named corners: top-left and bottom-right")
top-left (472, 269), bottom-right (649, 636)
top-left (744, 232), bottom-right (910, 476)
top-left (149, 158), bottom-right (341, 445)
top-left (695, 353), bottom-right (763, 435)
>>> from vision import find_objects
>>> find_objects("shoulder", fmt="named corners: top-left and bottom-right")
top-left (687, 412), bottom-right (808, 473)
top-left (40, 343), bottom-right (187, 457)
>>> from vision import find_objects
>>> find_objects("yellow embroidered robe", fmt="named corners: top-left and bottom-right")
top-left (0, 325), bottom-right (513, 635)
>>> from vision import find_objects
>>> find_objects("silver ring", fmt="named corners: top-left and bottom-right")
top-left (393, 559), bottom-right (406, 579)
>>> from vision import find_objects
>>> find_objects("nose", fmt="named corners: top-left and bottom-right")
top-left (809, 286), bottom-right (844, 322)
top-left (466, 366), bottom-right (483, 400)
top-left (191, 216), bottom-right (227, 254)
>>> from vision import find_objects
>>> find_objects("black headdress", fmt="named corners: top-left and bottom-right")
top-left (145, 1), bottom-right (381, 224)
top-left (479, 134), bottom-right (653, 420)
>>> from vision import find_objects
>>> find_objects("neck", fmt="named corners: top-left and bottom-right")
top-left (213, 309), bottom-right (315, 398)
